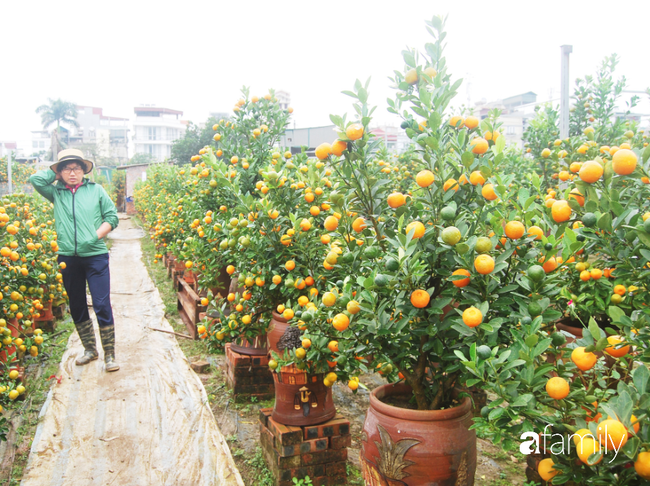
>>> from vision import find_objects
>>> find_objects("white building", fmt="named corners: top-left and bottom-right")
top-left (276, 91), bottom-right (290, 111)
top-left (30, 131), bottom-right (52, 157)
top-left (474, 92), bottom-right (538, 149)
top-left (132, 106), bottom-right (186, 161)
top-left (69, 105), bottom-right (130, 162)
top-left (370, 125), bottom-right (411, 153)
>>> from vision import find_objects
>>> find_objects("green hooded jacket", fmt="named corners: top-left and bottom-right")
top-left (30, 169), bottom-right (119, 257)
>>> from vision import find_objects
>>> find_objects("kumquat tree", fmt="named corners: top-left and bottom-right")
top-left (132, 13), bottom-right (650, 486)
top-left (0, 193), bottom-right (58, 438)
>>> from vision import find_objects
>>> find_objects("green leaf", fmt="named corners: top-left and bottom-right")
top-left (488, 407), bottom-right (505, 420)
top-left (622, 437), bottom-right (640, 460)
top-left (611, 201), bottom-right (625, 217)
top-left (533, 338), bottom-right (553, 357)
top-left (634, 366), bottom-right (649, 396)
top-left (588, 317), bottom-right (602, 340)
top-left (568, 199), bottom-right (582, 212)
top-left (494, 134), bottom-right (506, 154)
top-left (402, 50), bottom-right (416, 67)
top-left (428, 112), bottom-right (441, 130)
top-left (637, 231), bottom-right (650, 248)
top-left (329, 114), bottom-right (343, 128)
top-left (618, 390), bottom-right (634, 424)
top-left (461, 151), bottom-right (474, 168)
top-left (595, 337), bottom-right (610, 351)
top-left (597, 213), bottom-right (612, 232)
top-left (564, 227), bottom-right (577, 243)
top-left (511, 394), bottom-right (534, 407)
top-left (607, 306), bottom-right (626, 323)
top-left (501, 359), bottom-right (526, 373)
top-left (524, 196), bottom-right (537, 210)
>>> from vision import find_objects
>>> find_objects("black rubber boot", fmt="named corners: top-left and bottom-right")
top-left (75, 319), bottom-right (98, 366)
top-left (99, 325), bottom-right (120, 372)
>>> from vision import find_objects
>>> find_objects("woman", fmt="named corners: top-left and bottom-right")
top-left (30, 148), bottom-right (120, 372)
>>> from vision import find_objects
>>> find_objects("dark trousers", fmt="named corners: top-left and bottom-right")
top-left (59, 253), bottom-right (114, 329)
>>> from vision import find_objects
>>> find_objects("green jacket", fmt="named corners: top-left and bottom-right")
top-left (30, 169), bottom-right (119, 257)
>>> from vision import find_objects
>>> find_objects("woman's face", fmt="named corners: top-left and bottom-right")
top-left (59, 163), bottom-right (84, 186)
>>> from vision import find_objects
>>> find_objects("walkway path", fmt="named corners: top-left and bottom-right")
top-left (21, 216), bottom-right (243, 486)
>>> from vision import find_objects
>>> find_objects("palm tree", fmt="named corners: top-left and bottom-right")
top-left (35, 98), bottom-right (78, 160)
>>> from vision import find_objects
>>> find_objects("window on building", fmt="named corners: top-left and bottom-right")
top-left (33, 141), bottom-right (38, 148)
top-left (148, 127), bottom-right (157, 140)
top-left (39, 141), bottom-right (45, 148)
top-left (506, 125), bottom-right (517, 135)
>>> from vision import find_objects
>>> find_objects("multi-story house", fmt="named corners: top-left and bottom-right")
top-left (67, 105), bottom-right (130, 162)
top-left (132, 106), bottom-right (186, 161)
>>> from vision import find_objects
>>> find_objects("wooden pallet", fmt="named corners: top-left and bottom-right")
top-left (176, 276), bottom-right (206, 339)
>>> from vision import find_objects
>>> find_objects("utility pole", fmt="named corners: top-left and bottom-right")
top-left (560, 45), bottom-right (573, 139)
top-left (7, 146), bottom-right (13, 194)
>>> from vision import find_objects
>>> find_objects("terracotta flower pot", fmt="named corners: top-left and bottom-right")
top-left (36, 301), bottom-right (54, 321)
top-left (360, 383), bottom-right (476, 486)
top-left (267, 311), bottom-right (290, 355)
top-left (231, 334), bottom-right (268, 356)
top-left (0, 318), bottom-right (20, 364)
top-left (555, 320), bottom-right (583, 342)
top-left (271, 365), bottom-right (336, 426)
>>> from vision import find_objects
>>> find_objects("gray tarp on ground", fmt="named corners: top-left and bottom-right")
top-left (21, 216), bottom-right (244, 486)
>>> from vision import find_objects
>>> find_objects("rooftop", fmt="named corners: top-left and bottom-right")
top-left (134, 107), bottom-right (183, 116)
top-left (77, 105), bottom-right (129, 121)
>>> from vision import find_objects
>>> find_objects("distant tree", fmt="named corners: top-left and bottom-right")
top-left (35, 98), bottom-right (78, 159)
top-left (129, 153), bottom-right (158, 165)
top-left (170, 117), bottom-right (220, 165)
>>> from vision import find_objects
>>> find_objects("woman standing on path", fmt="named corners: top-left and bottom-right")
top-left (30, 148), bottom-right (120, 372)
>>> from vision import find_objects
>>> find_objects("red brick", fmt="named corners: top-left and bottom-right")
top-left (230, 369), bottom-right (274, 383)
top-left (310, 475), bottom-right (347, 486)
top-left (301, 448), bottom-right (347, 466)
top-left (275, 437), bottom-right (329, 457)
top-left (303, 416), bottom-right (350, 440)
top-left (267, 416), bottom-right (304, 446)
top-left (190, 360), bottom-right (210, 373)
top-left (329, 434), bottom-right (352, 450)
top-left (326, 460), bottom-right (347, 476)
top-left (225, 344), bottom-right (270, 367)
top-left (260, 428), bottom-right (301, 469)
top-left (259, 408), bottom-right (272, 428)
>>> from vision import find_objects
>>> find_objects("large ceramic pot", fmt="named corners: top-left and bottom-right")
top-left (0, 318), bottom-right (20, 364)
top-left (36, 301), bottom-right (54, 321)
top-left (360, 384), bottom-right (476, 486)
top-left (231, 334), bottom-right (268, 356)
top-left (272, 365), bottom-right (336, 426)
top-left (267, 311), bottom-right (290, 355)
top-left (555, 319), bottom-right (584, 343)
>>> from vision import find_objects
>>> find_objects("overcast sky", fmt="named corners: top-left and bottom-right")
top-left (1, 0), bottom-right (649, 151)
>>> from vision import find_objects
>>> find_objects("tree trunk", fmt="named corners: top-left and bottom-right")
top-left (50, 130), bottom-right (59, 160)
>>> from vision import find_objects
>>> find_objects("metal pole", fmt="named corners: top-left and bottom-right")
top-left (7, 147), bottom-right (13, 194)
top-left (560, 45), bottom-right (573, 139)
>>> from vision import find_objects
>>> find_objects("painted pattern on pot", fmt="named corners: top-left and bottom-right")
top-left (361, 384), bottom-right (476, 486)
top-left (272, 369), bottom-right (335, 426)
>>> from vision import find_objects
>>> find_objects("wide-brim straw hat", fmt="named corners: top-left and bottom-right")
top-left (50, 149), bottom-right (94, 174)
